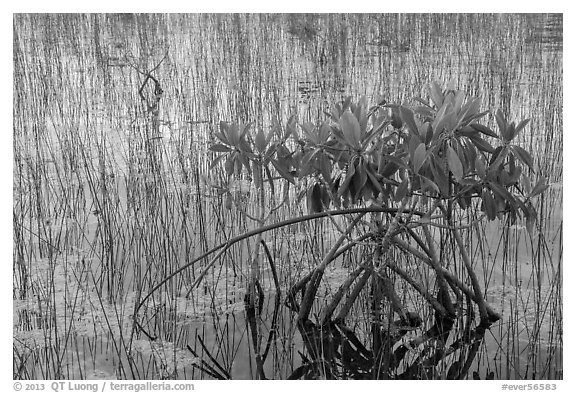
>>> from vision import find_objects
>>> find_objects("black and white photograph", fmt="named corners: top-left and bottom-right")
top-left (10, 7), bottom-right (565, 386)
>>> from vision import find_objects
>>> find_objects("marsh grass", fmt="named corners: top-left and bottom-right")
top-left (13, 13), bottom-right (562, 379)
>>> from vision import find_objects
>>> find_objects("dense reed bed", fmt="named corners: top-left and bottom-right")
top-left (13, 14), bottom-right (562, 379)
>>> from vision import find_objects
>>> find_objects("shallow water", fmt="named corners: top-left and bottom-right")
top-left (13, 13), bottom-right (562, 380)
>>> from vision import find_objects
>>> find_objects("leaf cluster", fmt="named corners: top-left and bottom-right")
top-left (209, 82), bottom-right (548, 226)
